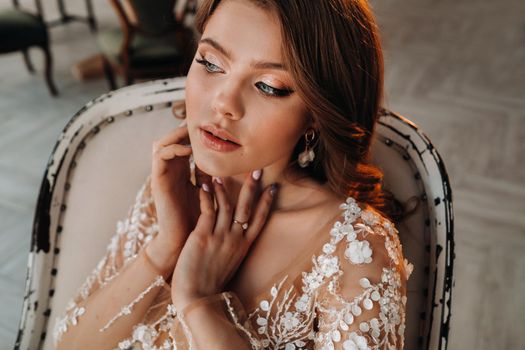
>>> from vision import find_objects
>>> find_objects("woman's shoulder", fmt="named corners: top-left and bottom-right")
top-left (318, 194), bottom-right (413, 282)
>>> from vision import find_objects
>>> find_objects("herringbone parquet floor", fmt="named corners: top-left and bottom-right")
top-left (0, 0), bottom-right (523, 349)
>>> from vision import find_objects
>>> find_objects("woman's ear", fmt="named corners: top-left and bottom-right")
top-left (309, 119), bottom-right (319, 131)
top-left (306, 114), bottom-right (318, 130)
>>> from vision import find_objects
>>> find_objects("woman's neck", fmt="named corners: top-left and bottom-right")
top-left (219, 167), bottom-right (332, 213)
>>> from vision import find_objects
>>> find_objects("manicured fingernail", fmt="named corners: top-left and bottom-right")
top-left (202, 183), bottom-right (210, 192)
top-left (213, 176), bottom-right (223, 184)
top-left (251, 169), bottom-right (262, 180)
top-left (179, 120), bottom-right (187, 127)
top-left (269, 183), bottom-right (278, 196)
top-left (183, 143), bottom-right (192, 148)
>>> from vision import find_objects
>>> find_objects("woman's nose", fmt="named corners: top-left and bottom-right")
top-left (211, 81), bottom-right (245, 121)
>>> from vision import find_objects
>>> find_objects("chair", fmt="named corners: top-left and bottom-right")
top-left (97, 0), bottom-right (196, 90)
top-left (14, 77), bottom-right (455, 350)
top-left (46, 0), bottom-right (97, 33)
top-left (0, 0), bottom-right (58, 96)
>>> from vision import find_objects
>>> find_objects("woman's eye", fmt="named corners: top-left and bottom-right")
top-left (195, 57), bottom-right (222, 73)
top-left (255, 82), bottom-right (293, 98)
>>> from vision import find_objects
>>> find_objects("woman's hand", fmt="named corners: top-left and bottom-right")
top-left (171, 170), bottom-right (278, 311)
top-left (150, 122), bottom-right (212, 260)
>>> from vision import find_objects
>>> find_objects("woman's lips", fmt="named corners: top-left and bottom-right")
top-left (200, 128), bottom-right (242, 152)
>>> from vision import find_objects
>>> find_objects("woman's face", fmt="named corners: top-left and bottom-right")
top-left (185, 0), bottom-right (311, 178)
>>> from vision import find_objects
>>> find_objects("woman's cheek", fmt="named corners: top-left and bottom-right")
top-left (258, 122), bottom-right (299, 156)
top-left (185, 74), bottom-right (209, 125)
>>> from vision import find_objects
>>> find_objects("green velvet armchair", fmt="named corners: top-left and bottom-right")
top-left (0, 0), bottom-right (57, 96)
top-left (98, 0), bottom-right (197, 90)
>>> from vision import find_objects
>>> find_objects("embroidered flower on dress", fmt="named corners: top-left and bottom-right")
top-left (322, 243), bottom-right (337, 255)
top-left (132, 324), bottom-right (158, 347)
top-left (330, 221), bottom-right (347, 244)
top-left (303, 269), bottom-right (324, 292)
top-left (167, 304), bottom-right (177, 316)
top-left (345, 240), bottom-right (373, 264)
top-left (118, 339), bottom-right (132, 349)
top-left (317, 255), bottom-right (340, 277)
top-left (342, 331), bottom-right (369, 350)
top-left (282, 311), bottom-right (301, 330)
top-left (360, 210), bottom-right (381, 227)
top-left (294, 294), bottom-right (310, 312)
top-left (340, 197), bottom-right (361, 223)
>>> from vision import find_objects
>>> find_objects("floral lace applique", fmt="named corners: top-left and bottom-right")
top-left (244, 275), bottom-right (316, 349)
top-left (315, 266), bottom-right (407, 350)
top-left (236, 197), bottom-right (411, 350)
top-left (314, 198), bottom-right (410, 350)
top-left (117, 304), bottom-right (178, 350)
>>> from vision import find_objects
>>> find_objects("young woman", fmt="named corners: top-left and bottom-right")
top-left (54, 0), bottom-right (414, 349)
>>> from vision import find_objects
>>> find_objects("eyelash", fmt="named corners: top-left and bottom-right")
top-left (195, 57), bottom-right (222, 74)
top-left (195, 57), bottom-right (293, 98)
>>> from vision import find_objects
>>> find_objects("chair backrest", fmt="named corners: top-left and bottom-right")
top-left (14, 77), bottom-right (454, 350)
top-left (369, 108), bottom-right (455, 350)
top-left (122, 0), bottom-right (179, 35)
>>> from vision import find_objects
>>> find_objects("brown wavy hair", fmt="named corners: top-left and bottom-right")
top-left (182, 0), bottom-right (417, 224)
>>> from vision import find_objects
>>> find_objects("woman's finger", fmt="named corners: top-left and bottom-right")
top-left (211, 178), bottom-right (233, 235)
top-left (244, 184), bottom-right (277, 243)
top-left (158, 144), bottom-right (192, 160)
top-left (152, 143), bottom-right (192, 178)
top-left (193, 185), bottom-right (217, 236)
top-left (231, 170), bottom-right (261, 231)
top-left (154, 125), bottom-right (190, 151)
top-left (195, 164), bottom-right (213, 188)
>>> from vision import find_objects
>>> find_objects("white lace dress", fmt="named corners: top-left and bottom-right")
top-left (53, 175), bottom-right (414, 350)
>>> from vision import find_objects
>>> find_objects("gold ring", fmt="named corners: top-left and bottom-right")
top-left (233, 219), bottom-right (249, 230)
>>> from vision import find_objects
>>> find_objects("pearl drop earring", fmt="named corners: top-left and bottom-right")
top-left (298, 129), bottom-right (316, 167)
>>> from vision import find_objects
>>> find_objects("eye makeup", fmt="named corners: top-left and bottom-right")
top-left (194, 54), bottom-right (294, 98)
top-left (195, 57), bottom-right (222, 73)
top-left (254, 81), bottom-right (294, 97)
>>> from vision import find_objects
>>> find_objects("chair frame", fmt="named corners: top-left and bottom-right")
top-left (101, 0), bottom-right (196, 90)
top-left (14, 78), bottom-right (454, 349)
top-left (46, 0), bottom-right (97, 33)
top-left (375, 107), bottom-right (455, 349)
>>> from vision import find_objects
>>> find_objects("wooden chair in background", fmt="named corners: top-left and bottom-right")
top-left (97, 0), bottom-right (197, 90)
top-left (0, 0), bottom-right (58, 96)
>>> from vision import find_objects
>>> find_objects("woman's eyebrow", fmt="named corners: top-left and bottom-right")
top-left (199, 37), bottom-right (287, 71)
top-left (199, 37), bottom-right (232, 59)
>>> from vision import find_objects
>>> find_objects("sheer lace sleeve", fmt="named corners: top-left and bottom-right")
top-left (313, 199), bottom-right (414, 350)
top-left (52, 175), bottom-right (167, 345)
top-left (171, 291), bottom-right (260, 349)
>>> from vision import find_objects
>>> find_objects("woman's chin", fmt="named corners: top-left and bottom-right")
top-left (193, 154), bottom-right (241, 178)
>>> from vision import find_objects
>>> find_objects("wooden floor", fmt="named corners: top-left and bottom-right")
top-left (0, 0), bottom-right (523, 349)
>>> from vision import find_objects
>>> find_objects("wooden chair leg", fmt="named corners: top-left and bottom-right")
top-left (22, 50), bottom-right (35, 73)
top-left (57, 0), bottom-right (67, 24)
top-left (42, 46), bottom-right (58, 96)
top-left (102, 57), bottom-right (117, 90)
top-left (85, 0), bottom-right (97, 32)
